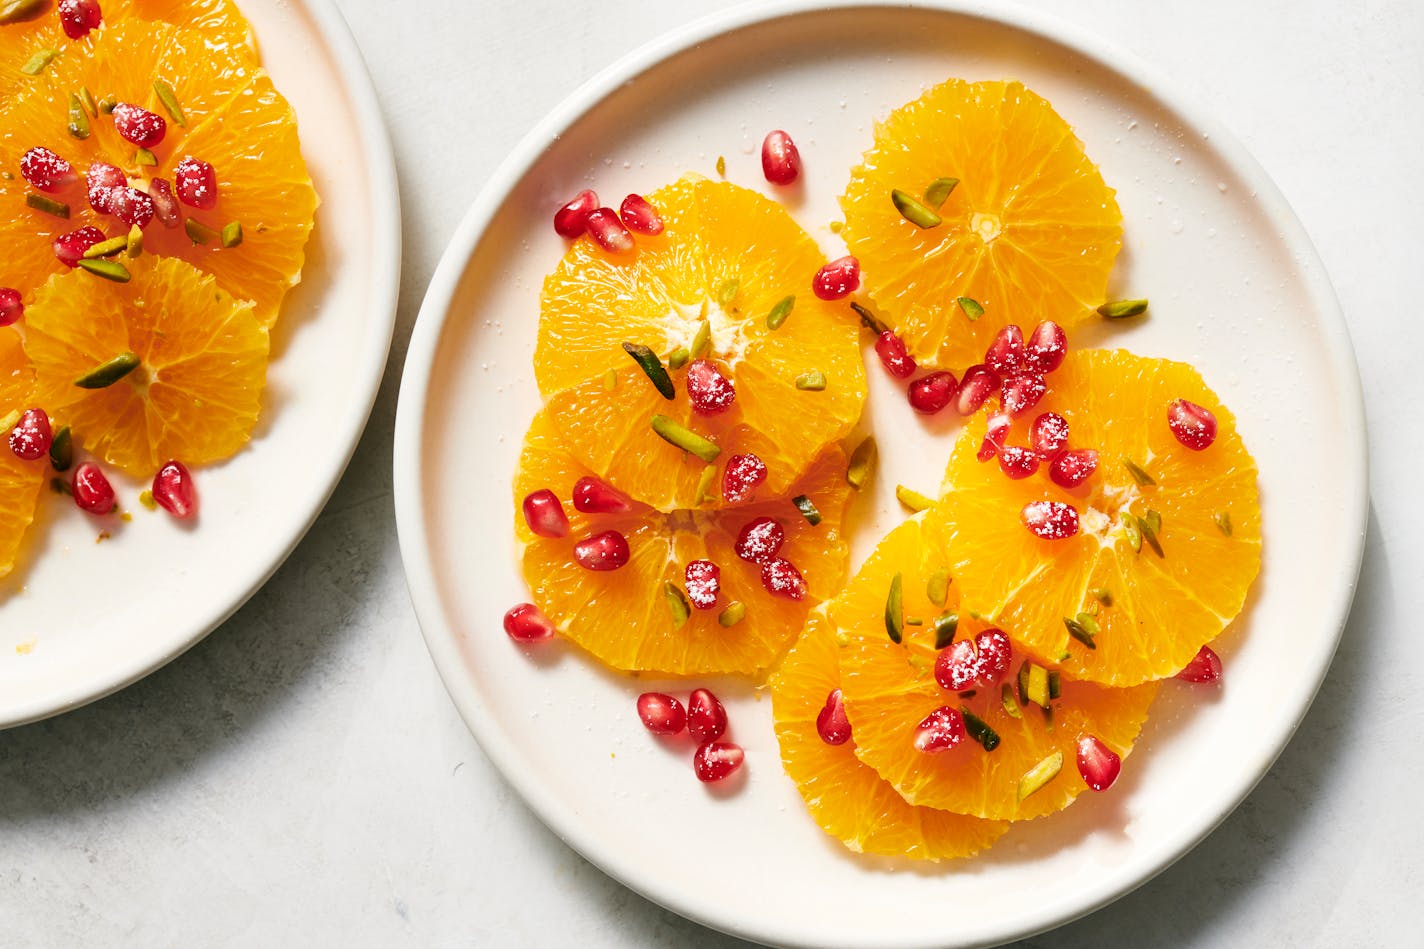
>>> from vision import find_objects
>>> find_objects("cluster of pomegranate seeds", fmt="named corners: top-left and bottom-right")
top-left (53, 226), bottom-right (105, 268)
top-left (174, 156), bottom-right (218, 210)
top-left (86, 161), bottom-right (127, 215)
top-left (1168, 398), bottom-right (1218, 450)
top-left (553, 189), bottom-right (598, 237)
top-left (908, 371), bottom-right (956, 414)
top-left (551, 188), bottom-right (669, 254)
top-left (618, 194), bottom-right (663, 235)
top-left (71, 461), bottom-right (115, 515)
top-left (721, 452), bottom-right (766, 503)
top-left (815, 688), bottom-right (852, 745)
top-left (934, 627), bottom-right (1012, 691)
top-left (20, 147), bottom-right (76, 193)
top-left (1021, 500), bottom-right (1080, 540)
top-left (111, 103), bottom-right (166, 149)
top-left (734, 516), bottom-right (784, 562)
top-left (1175, 644), bottom-right (1223, 683)
top-left (635, 687), bottom-right (744, 783)
top-left (151, 460), bottom-right (198, 518)
top-left (58, 0), bottom-right (102, 39)
top-left (503, 602), bottom-right (556, 642)
top-left (572, 529), bottom-right (630, 570)
top-left (522, 488), bottom-right (570, 537)
top-left (0, 288), bottom-right (22, 327)
top-left (874, 330), bottom-right (917, 378)
top-left (571, 475), bottom-right (631, 514)
top-left (913, 706), bottom-right (966, 753)
top-left (7, 408), bottom-right (51, 460)
top-left (684, 358), bottom-right (736, 415)
top-left (1075, 735), bottom-right (1122, 791)
top-left (683, 560), bottom-right (721, 609)
top-left (759, 557), bottom-right (806, 600)
top-left (811, 255), bottom-right (860, 301)
top-left (761, 130), bottom-right (801, 186)
top-left (636, 692), bottom-right (686, 734)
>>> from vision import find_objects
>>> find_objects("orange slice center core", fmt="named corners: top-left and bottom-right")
top-left (970, 211), bottom-right (1003, 243)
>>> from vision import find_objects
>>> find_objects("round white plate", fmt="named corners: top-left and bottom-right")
top-left (393, 1), bottom-right (1367, 946)
top-left (0, 0), bottom-right (400, 727)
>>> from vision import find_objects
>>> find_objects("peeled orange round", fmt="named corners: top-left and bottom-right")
top-left (0, 326), bottom-right (44, 578)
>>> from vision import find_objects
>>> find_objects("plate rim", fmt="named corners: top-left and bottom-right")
top-left (392, 0), bottom-right (1369, 944)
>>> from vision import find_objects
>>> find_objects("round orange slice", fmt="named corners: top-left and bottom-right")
top-left (925, 348), bottom-right (1261, 686)
top-left (536, 176), bottom-right (866, 512)
top-left (840, 78), bottom-right (1122, 370)
top-left (771, 613), bottom-right (1009, 860)
top-left (832, 517), bottom-right (1157, 821)
top-left (24, 256), bottom-right (267, 476)
top-left (0, 326), bottom-right (45, 579)
top-left (516, 408), bottom-right (851, 676)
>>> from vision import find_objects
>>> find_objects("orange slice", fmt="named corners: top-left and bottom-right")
top-left (925, 348), bottom-right (1261, 686)
top-left (840, 78), bottom-right (1121, 370)
top-left (24, 256), bottom-right (267, 476)
top-left (536, 176), bottom-right (866, 512)
top-left (832, 517), bottom-right (1157, 821)
top-left (516, 408), bottom-right (851, 676)
top-left (0, 326), bottom-right (45, 578)
top-left (771, 613), bottom-right (1010, 859)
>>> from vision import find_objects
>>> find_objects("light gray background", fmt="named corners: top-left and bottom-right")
top-left (3, 0), bottom-right (1419, 945)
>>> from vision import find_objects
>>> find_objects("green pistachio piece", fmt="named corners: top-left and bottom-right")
top-left (74, 351), bottom-right (140, 388)
top-left (792, 494), bottom-right (821, 526)
top-left (20, 48), bottom-right (58, 76)
top-left (650, 414), bottom-right (720, 463)
top-left (961, 708), bottom-right (1000, 752)
top-left (48, 426), bottom-right (72, 472)
top-left (76, 258), bottom-right (130, 283)
top-left (923, 176), bottom-right (959, 209)
top-left (932, 612), bottom-right (958, 650)
top-left (884, 572), bottom-right (904, 644)
top-left (153, 79), bottom-right (187, 128)
top-left (925, 568), bottom-right (951, 608)
top-left (67, 93), bottom-right (90, 140)
top-left (794, 370), bottom-right (826, 391)
top-left (621, 342), bottom-right (675, 400)
top-left (956, 297), bottom-right (984, 321)
top-left (891, 188), bottom-right (942, 228)
top-left (664, 582), bottom-right (690, 629)
top-left (765, 295), bottom-right (795, 330)
top-left (1097, 298), bottom-right (1149, 319)
top-left (849, 301), bottom-right (887, 335)
top-left (25, 193), bottom-right (69, 218)
top-left (846, 435), bottom-right (876, 490)
top-left (895, 484), bottom-right (934, 513)
top-left (1017, 751), bottom-right (1064, 802)
top-left (717, 601), bottom-right (745, 627)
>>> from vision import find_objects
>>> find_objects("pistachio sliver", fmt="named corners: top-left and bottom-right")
top-left (694, 464), bottom-right (717, 505)
top-left (1075, 611), bottom-right (1101, 638)
top-left (689, 319), bottom-right (711, 359)
top-left (1122, 456), bottom-right (1156, 487)
top-left (134, 148), bottom-right (157, 167)
top-left (621, 342), bottom-right (675, 400)
top-left (792, 494), bottom-right (821, 526)
top-left (185, 217), bottom-right (217, 245)
top-left (666, 346), bottom-right (689, 370)
top-left (884, 572), bottom-right (904, 644)
top-left (664, 582), bottom-right (690, 629)
top-left (49, 425), bottom-right (72, 471)
top-left (849, 301), bottom-right (887, 335)
top-left (923, 176), bottom-right (959, 209)
top-left (932, 611), bottom-right (958, 650)
top-left (20, 48), bottom-right (58, 76)
top-left (715, 155), bottom-right (726, 177)
top-left (1026, 662), bottom-right (1051, 707)
top-left (765, 294), bottom-right (795, 330)
top-left (126, 225), bottom-right (143, 258)
top-left (67, 92), bottom-right (90, 139)
top-left (956, 296), bottom-right (984, 321)
top-left (650, 414), bottom-right (720, 463)
top-left (82, 236), bottom-right (128, 259)
top-left (1064, 615), bottom-right (1097, 650)
top-left (925, 567), bottom-right (951, 608)
top-left (97, 95), bottom-right (116, 115)
top-left (1097, 298), bottom-right (1149, 319)
top-left (715, 278), bottom-right (739, 307)
top-left (717, 600), bottom-right (745, 627)
top-left (891, 188), bottom-right (942, 228)
top-left (25, 193), bottom-right (69, 218)
top-left (0, 408), bottom-right (19, 432)
top-left (0, 0), bottom-right (46, 26)
top-left (76, 258), bottom-right (130, 283)
top-left (153, 78), bottom-right (187, 128)
top-left (895, 484), bottom-right (934, 512)
top-left (1136, 514), bottom-right (1165, 557)
top-left (1215, 511), bottom-right (1233, 536)
top-left (79, 86), bottom-right (96, 116)
top-left (1017, 751), bottom-right (1064, 802)
top-left (75, 351), bottom-right (140, 389)
top-left (846, 435), bottom-right (876, 490)
top-left (1121, 513), bottom-right (1142, 553)
top-left (1000, 683), bottom-right (1022, 719)
top-left (961, 708), bottom-right (1000, 752)
top-left (1047, 670), bottom-right (1062, 701)
top-left (794, 370), bottom-right (826, 391)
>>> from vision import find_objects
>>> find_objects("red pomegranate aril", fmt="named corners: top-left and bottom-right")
top-left (954, 364), bottom-right (999, 415)
top-left (760, 557), bottom-right (807, 600)
top-left (553, 188), bottom-right (598, 238)
top-left (684, 560), bottom-right (721, 610)
top-left (1049, 449), bottom-right (1099, 489)
top-left (583, 207), bottom-right (634, 254)
top-left (71, 461), bottom-right (115, 515)
top-left (571, 475), bottom-right (631, 514)
top-left (1176, 644), bottom-right (1223, 683)
top-left (913, 706), bottom-right (965, 754)
top-left (1024, 320), bottom-right (1068, 374)
top-left (1031, 412), bottom-right (1070, 458)
top-left (811, 255), bottom-right (860, 301)
top-left (687, 688), bottom-right (728, 742)
top-left (734, 516), bottom-right (784, 563)
top-left (151, 460), bottom-right (197, 518)
top-left (998, 446), bottom-right (1040, 480)
top-left (53, 226), bottom-right (105, 267)
top-left (761, 129), bottom-right (801, 185)
top-left (908, 371), bottom-right (958, 415)
top-left (503, 602), bottom-right (556, 643)
top-left (815, 688), bottom-right (852, 745)
top-left (8, 408), bottom-right (51, 461)
top-left (693, 741), bottom-right (744, 782)
top-left (977, 411), bottom-right (1012, 462)
top-left (148, 177), bottom-right (181, 228)
top-left (685, 358), bottom-right (736, 416)
top-left (637, 692), bottom-right (686, 735)
top-left (0, 288), bottom-right (21, 328)
top-left (86, 161), bottom-right (126, 215)
top-left (20, 147), bottom-right (76, 193)
top-left (1168, 398), bottom-right (1218, 450)
top-left (572, 530), bottom-right (630, 571)
top-left (58, 0), bottom-right (102, 39)
top-left (934, 639), bottom-right (979, 692)
top-left (111, 102), bottom-right (166, 149)
top-left (1076, 734), bottom-right (1122, 792)
top-left (722, 452), bottom-right (767, 503)
top-left (1001, 372), bottom-right (1047, 418)
top-left (874, 329), bottom-right (917, 379)
top-left (1021, 500), bottom-right (1080, 540)
top-left (974, 628), bottom-right (1013, 684)
top-left (521, 488), bottom-right (569, 537)
top-left (618, 193), bottom-right (664, 235)
top-left (110, 186), bottom-right (154, 229)
top-left (984, 324), bottom-right (1025, 375)
top-left (174, 156), bottom-right (218, 210)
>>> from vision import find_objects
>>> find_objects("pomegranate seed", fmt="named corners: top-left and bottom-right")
top-left (0, 288), bottom-right (21, 328)
top-left (553, 189), bottom-right (598, 238)
top-left (761, 129), bottom-right (801, 185)
top-left (571, 476), bottom-right (631, 514)
top-left (618, 193), bottom-right (664, 235)
top-left (148, 178), bottom-right (181, 228)
top-left (974, 628), bottom-right (1013, 684)
top-left (811, 255), bottom-right (859, 301)
top-left (685, 358), bottom-right (736, 416)
top-left (874, 329), bottom-right (917, 379)
top-left (1030, 412), bottom-right (1070, 457)
top-left (687, 688), bottom-right (727, 742)
top-left (503, 602), bottom-right (556, 642)
top-left (86, 161), bottom-right (126, 215)
top-left (734, 516), bottom-right (784, 563)
top-left (1021, 500), bottom-right (1080, 540)
top-left (8, 408), bottom-right (51, 461)
top-left (111, 103), bottom-right (166, 149)
top-left (1049, 449), bottom-right (1099, 488)
top-left (1001, 372), bottom-right (1047, 418)
top-left (151, 460), bottom-right (197, 518)
top-left (1076, 734), bottom-right (1122, 791)
top-left (110, 187), bottom-right (154, 229)
top-left (684, 560), bottom-right (721, 610)
top-left (1176, 644), bottom-right (1223, 683)
top-left (934, 639), bottom-right (979, 692)
top-left (637, 692), bottom-right (686, 735)
top-left (1024, 321), bottom-right (1068, 374)
top-left (52, 226), bottom-right (105, 268)
top-left (174, 156), bottom-right (218, 210)
top-left (815, 688), bottom-right (852, 745)
top-left (908, 371), bottom-right (958, 414)
top-left (20, 147), bottom-right (76, 193)
top-left (693, 741), bottom-right (744, 782)
top-left (954, 364), bottom-right (999, 415)
top-left (522, 488), bottom-right (569, 537)
top-left (984, 324), bottom-right (1025, 374)
top-left (760, 557), bottom-right (806, 600)
top-left (583, 207), bottom-right (634, 254)
top-left (913, 706), bottom-right (965, 754)
top-left (1168, 399), bottom-right (1218, 450)
top-left (71, 461), bottom-right (115, 515)
top-left (998, 445), bottom-right (1040, 480)
top-left (572, 530), bottom-right (630, 571)
top-left (722, 452), bottom-right (766, 503)
top-left (57, 0), bottom-right (102, 39)
top-left (977, 411), bottom-right (1012, 462)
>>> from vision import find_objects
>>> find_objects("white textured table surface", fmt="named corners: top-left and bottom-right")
top-left (3, 1), bottom-right (1420, 945)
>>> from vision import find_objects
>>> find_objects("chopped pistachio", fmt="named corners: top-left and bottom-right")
top-left (891, 188), bottom-right (942, 228)
top-left (895, 484), bottom-right (934, 513)
top-left (74, 351), bottom-right (140, 388)
top-left (1075, 611), bottom-right (1101, 638)
top-left (1017, 751), bottom-right (1064, 802)
top-left (1016, 660), bottom-right (1030, 705)
top-left (76, 258), bottom-right (130, 283)
top-left (50, 476), bottom-right (71, 496)
top-left (1121, 513), bottom-right (1142, 552)
top-left (25, 193), bottom-right (69, 218)
top-left (1215, 511), bottom-right (1233, 536)
top-left (884, 572), bottom-right (904, 644)
top-left (1048, 670), bottom-right (1062, 701)
top-left (185, 217), bottom-right (217, 245)
top-left (82, 236), bottom-right (128, 259)
top-left (849, 301), bottom-right (887, 335)
top-left (621, 342), bottom-right (675, 400)
top-left (134, 148), bottom-right (157, 167)
top-left (664, 582), bottom-right (690, 629)
top-left (48, 425), bottom-right (72, 471)
top-left (925, 568), bottom-right (951, 608)
top-left (717, 601), bottom-right (745, 627)
top-left (765, 294), bottom-right (795, 330)
top-left (1026, 662), bottom-right (1051, 707)
top-left (79, 86), bottom-right (96, 116)
top-left (794, 370), bottom-right (827, 391)
top-left (689, 319), bottom-right (711, 358)
top-left (828, 220), bottom-right (843, 233)
top-left (956, 296), bottom-right (984, 321)
top-left (138, 488), bottom-right (158, 510)
top-left (0, 0), bottom-right (47, 24)
top-left (1122, 457), bottom-right (1156, 486)
top-left (650, 414), bottom-right (720, 463)
top-left (715, 278), bottom-right (739, 307)
top-left (20, 48), bottom-right (58, 76)
top-left (904, 617), bottom-right (923, 626)
top-left (694, 464), bottom-right (718, 505)
top-left (792, 494), bottom-right (821, 526)
top-left (153, 78), bottom-right (187, 128)
top-left (126, 224), bottom-right (143, 258)
top-left (0, 409), bottom-right (19, 432)
top-left (1001, 683), bottom-right (1022, 719)
top-left (666, 346), bottom-right (690, 370)
top-left (923, 176), bottom-right (959, 209)
top-left (1143, 509), bottom-right (1162, 536)
top-left (715, 155), bottom-right (726, 177)
top-left (1097, 298), bottom-right (1149, 319)
top-left (961, 708), bottom-right (1000, 752)
top-left (97, 95), bottom-right (116, 114)
top-left (1138, 516), bottom-right (1165, 557)
top-left (846, 435), bottom-right (876, 490)
top-left (932, 611), bottom-right (958, 650)
top-left (67, 93), bottom-right (90, 139)
top-left (1064, 615), bottom-right (1097, 650)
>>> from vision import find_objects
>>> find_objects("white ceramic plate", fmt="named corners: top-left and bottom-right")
top-left (0, 0), bottom-right (400, 727)
top-left (393, 2), bottom-right (1366, 945)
